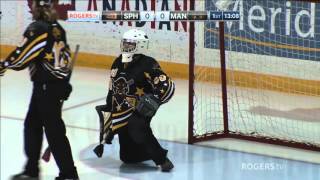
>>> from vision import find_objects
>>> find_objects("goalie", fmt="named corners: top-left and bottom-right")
top-left (94, 29), bottom-right (175, 172)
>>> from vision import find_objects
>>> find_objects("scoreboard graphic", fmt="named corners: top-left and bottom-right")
top-left (67, 11), bottom-right (240, 22)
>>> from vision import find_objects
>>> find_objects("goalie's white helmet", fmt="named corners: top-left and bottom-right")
top-left (120, 29), bottom-right (149, 63)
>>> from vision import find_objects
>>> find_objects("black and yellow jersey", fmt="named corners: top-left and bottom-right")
top-left (105, 54), bottom-right (175, 132)
top-left (1, 20), bottom-right (71, 82)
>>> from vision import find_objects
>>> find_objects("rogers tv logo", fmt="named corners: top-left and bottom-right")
top-left (67, 11), bottom-right (101, 22)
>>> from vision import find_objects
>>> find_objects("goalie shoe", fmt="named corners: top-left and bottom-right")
top-left (160, 157), bottom-right (174, 172)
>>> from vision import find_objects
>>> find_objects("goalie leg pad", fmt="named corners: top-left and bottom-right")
top-left (127, 113), bottom-right (150, 144)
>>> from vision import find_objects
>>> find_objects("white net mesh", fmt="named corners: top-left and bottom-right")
top-left (193, 0), bottom-right (320, 148)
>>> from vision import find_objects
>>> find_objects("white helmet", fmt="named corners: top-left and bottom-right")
top-left (120, 29), bottom-right (149, 63)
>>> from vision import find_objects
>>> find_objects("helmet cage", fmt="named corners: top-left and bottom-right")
top-left (120, 38), bottom-right (149, 54)
top-left (120, 39), bottom-right (137, 53)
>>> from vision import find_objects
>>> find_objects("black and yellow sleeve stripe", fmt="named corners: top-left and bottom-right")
top-left (4, 33), bottom-right (48, 70)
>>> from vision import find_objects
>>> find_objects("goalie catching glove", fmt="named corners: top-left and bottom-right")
top-left (136, 94), bottom-right (161, 118)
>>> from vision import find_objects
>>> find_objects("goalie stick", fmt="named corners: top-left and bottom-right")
top-left (93, 104), bottom-right (113, 158)
top-left (42, 44), bottom-right (80, 162)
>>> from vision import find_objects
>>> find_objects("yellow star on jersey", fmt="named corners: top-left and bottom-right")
top-left (44, 53), bottom-right (54, 62)
top-left (135, 87), bottom-right (144, 97)
top-left (116, 104), bottom-right (122, 111)
top-left (160, 89), bottom-right (165, 94)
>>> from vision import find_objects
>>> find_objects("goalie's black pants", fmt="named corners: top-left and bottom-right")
top-left (23, 82), bottom-right (77, 177)
top-left (118, 113), bottom-right (168, 165)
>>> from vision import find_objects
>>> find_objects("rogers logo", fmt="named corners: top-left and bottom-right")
top-left (68, 12), bottom-right (98, 19)
top-left (67, 11), bottom-right (101, 22)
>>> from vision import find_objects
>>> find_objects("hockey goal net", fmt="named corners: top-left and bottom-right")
top-left (189, 0), bottom-right (320, 151)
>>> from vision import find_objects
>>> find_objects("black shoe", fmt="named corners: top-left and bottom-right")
top-left (55, 172), bottom-right (79, 180)
top-left (11, 172), bottom-right (39, 180)
top-left (55, 176), bottom-right (79, 180)
top-left (160, 158), bottom-right (174, 172)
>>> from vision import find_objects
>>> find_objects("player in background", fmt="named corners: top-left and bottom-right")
top-left (94, 29), bottom-right (175, 172)
top-left (0, 0), bottom-right (79, 179)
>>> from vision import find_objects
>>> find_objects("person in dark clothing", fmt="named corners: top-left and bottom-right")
top-left (0, 0), bottom-right (79, 179)
top-left (94, 29), bottom-right (175, 172)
